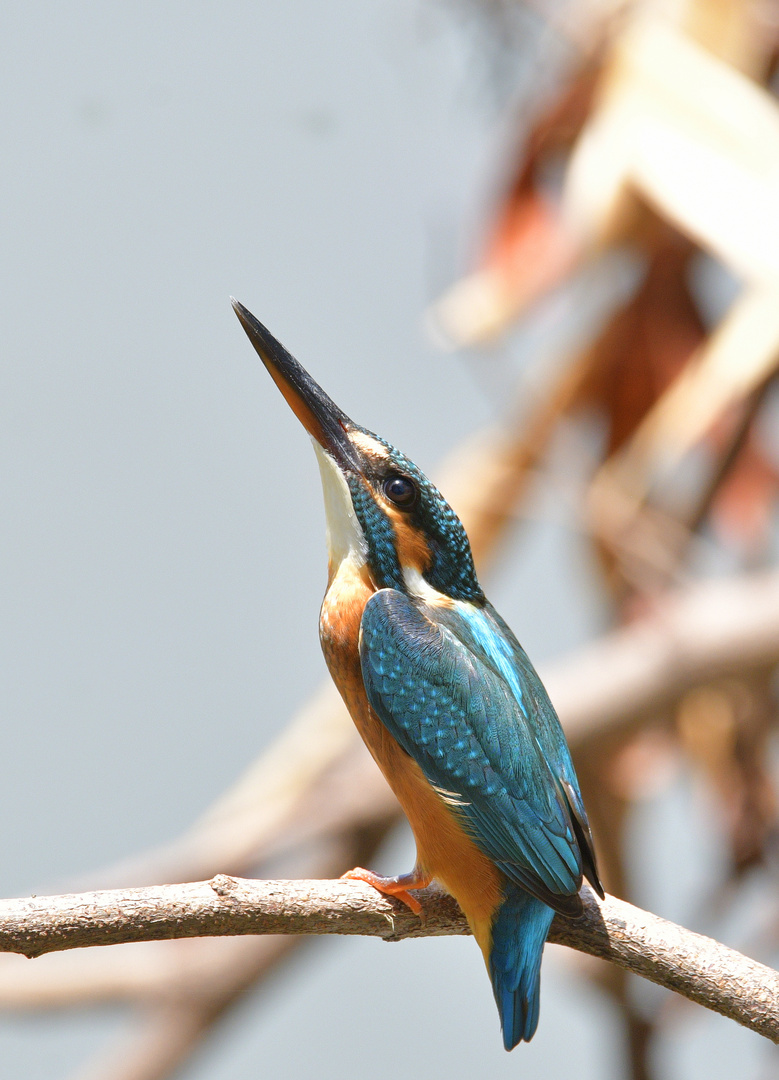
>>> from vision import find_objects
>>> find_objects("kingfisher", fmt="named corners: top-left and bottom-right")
top-left (232, 299), bottom-right (603, 1049)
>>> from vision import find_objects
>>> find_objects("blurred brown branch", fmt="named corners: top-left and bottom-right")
top-left (1, 876), bottom-right (778, 1043)
top-left (549, 566), bottom-right (779, 745)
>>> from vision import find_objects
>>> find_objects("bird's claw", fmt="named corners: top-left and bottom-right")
top-left (341, 866), bottom-right (427, 920)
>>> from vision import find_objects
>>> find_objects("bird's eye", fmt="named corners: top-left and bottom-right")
top-left (383, 475), bottom-right (417, 508)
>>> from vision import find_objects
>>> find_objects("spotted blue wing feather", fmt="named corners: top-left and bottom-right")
top-left (359, 588), bottom-right (601, 913)
top-left (436, 598), bottom-right (603, 897)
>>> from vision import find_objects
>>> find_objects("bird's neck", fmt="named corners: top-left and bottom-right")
top-left (320, 552), bottom-right (375, 659)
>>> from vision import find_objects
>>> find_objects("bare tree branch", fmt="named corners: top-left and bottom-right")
top-left (1, 877), bottom-right (777, 1043)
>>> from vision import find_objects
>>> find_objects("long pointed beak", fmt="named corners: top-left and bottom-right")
top-left (231, 299), bottom-right (360, 471)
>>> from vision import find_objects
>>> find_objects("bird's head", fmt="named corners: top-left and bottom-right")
top-left (232, 300), bottom-right (484, 605)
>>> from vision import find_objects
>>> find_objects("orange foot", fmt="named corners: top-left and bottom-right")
top-left (341, 867), bottom-right (431, 918)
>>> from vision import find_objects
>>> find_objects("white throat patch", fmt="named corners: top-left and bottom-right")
top-left (402, 566), bottom-right (450, 606)
top-left (312, 440), bottom-right (368, 568)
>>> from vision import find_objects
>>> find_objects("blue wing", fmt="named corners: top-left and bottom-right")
top-left (359, 588), bottom-right (602, 915)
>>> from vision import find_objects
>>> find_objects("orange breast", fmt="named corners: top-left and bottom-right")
top-left (319, 560), bottom-right (504, 955)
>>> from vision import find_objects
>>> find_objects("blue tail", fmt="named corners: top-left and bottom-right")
top-left (489, 885), bottom-right (555, 1050)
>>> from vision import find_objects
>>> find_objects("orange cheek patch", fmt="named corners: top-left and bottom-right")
top-left (385, 509), bottom-right (431, 573)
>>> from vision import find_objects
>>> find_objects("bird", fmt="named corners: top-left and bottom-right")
top-left (231, 298), bottom-right (603, 1050)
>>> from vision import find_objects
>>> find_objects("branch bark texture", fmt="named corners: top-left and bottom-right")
top-left (2, 877), bottom-right (777, 1043)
